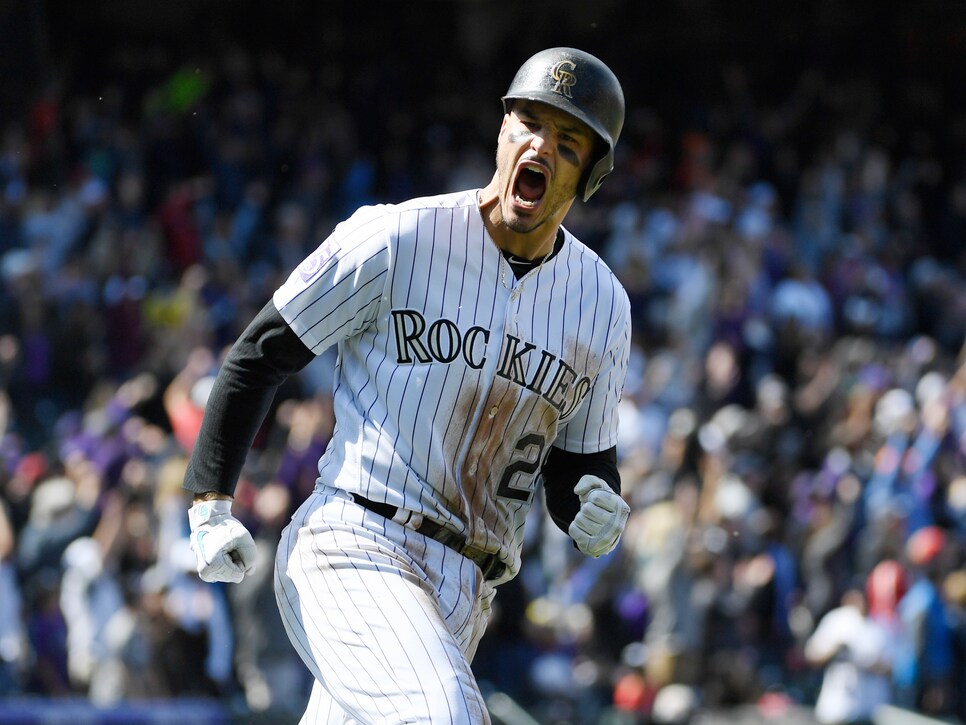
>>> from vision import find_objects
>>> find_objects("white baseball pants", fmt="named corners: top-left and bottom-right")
top-left (274, 484), bottom-right (496, 724)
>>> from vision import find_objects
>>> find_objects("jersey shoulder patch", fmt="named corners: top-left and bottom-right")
top-left (298, 238), bottom-right (341, 283)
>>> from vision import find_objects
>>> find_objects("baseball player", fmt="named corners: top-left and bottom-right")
top-left (184, 47), bottom-right (631, 724)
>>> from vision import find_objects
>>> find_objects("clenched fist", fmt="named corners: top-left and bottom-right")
top-left (568, 475), bottom-right (629, 558)
top-left (188, 498), bottom-right (257, 583)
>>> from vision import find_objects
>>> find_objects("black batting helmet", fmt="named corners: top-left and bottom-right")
top-left (502, 47), bottom-right (625, 202)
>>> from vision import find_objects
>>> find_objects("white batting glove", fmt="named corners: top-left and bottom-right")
top-left (568, 475), bottom-right (630, 558)
top-left (188, 499), bottom-right (257, 583)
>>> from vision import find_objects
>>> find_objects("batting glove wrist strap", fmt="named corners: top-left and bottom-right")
top-left (568, 475), bottom-right (630, 558)
top-left (188, 499), bottom-right (234, 527)
top-left (188, 499), bottom-right (257, 584)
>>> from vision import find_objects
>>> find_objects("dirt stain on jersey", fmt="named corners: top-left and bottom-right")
top-left (460, 378), bottom-right (560, 536)
top-left (563, 338), bottom-right (601, 388)
top-left (439, 335), bottom-right (602, 541)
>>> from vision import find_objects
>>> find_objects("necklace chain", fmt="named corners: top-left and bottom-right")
top-left (499, 248), bottom-right (551, 292)
top-left (496, 224), bottom-right (562, 293)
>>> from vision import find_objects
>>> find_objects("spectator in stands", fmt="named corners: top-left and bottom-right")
top-left (805, 586), bottom-right (896, 725)
top-left (1, 32), bottom-right (966, 725)
top-left (892, 526), bottom-right (956, 717)
top-left (0, 495), bottom-right (25, 694)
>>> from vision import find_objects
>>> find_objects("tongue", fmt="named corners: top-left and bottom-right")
top-left (517, 170), bottom-right (545, 202)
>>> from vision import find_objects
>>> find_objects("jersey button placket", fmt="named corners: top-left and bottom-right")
top-left (510, 288), bottom-right (521, 329)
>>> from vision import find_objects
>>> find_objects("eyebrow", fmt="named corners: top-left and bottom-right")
top-left (516, 102), bottom-right (590, 139)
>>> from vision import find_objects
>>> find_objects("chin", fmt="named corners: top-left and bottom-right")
top-left (504, 211), bottom-right (545, 234)
top-left (502, 200), bottom-right (542, 230)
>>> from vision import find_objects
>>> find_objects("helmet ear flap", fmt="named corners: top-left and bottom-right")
top-left (580, 138), bottom-right (614, 202)
top-left (502, 47), bottom-right (624, 200)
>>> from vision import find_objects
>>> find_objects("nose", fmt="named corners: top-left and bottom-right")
top-left (528, 128), bottom-right (553, 157)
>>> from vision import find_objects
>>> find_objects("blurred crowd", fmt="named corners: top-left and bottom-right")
top-left (1, 38), bottom-right (966, 725)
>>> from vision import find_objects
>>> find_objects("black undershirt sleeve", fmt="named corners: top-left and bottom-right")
top-left (182, 301), bottom-right (316, 496)
top-left (541, 445), bottom-right (620, 533)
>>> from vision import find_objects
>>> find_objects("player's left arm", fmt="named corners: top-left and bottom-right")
top-left (542, 445), bottom-right (619, 523)
top-left (543, 446), bottom-right (629, 558)
top-left (543, 284), bottom-right (632, 558)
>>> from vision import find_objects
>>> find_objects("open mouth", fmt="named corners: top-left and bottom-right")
top-left (512, 162), bottom-right (548, 208)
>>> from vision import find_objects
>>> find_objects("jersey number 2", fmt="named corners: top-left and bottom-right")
top-left (496, 433), bottom-right (546, 502)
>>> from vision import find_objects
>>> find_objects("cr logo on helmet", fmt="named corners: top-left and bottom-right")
top-left (550, 60), bottom-right (577, 98)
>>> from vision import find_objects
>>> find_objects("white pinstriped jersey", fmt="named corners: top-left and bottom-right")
top-left (273, 189), bottom-right (631, 581)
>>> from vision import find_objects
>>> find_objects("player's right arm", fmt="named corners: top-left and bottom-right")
top-left (184, 301), bottom-right (316, 582)
top-left (184, 301), bottom-right (316, 497)
top-left (184, 204), bottom-right (392, 583)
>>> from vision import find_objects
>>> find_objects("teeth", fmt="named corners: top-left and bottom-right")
top-left (513, 163), bottom-right (546, 208)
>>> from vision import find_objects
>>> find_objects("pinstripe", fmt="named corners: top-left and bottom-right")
top-left (301, 273), bottom-right (388, 353)
top-left (438, 222), bottom-right (498, 519)
top-left (288, 239), bottom-right (385, 316)
top-left (575, 258), bottom-right (602, 446)
top-left (276, 501), bottom-right (376, 722)
top-left (301, 505), bottom-right (394, 717)
top-left (391, 205), bottom-right (430, 470)
top-left (298, 508), bottom-right (420, 720)
top-left (593, 260), bottom-right (618, 444)
top-left (277, 489), bottom-right (490, 723)
top-left (404, 210), bottom-right (460, 601)
top-left (393, 208), bottom-right (441, 511)
top-left (349, 545), bottom-right (437, 721)
top-left (362, 210), bottom-right (409, 494)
